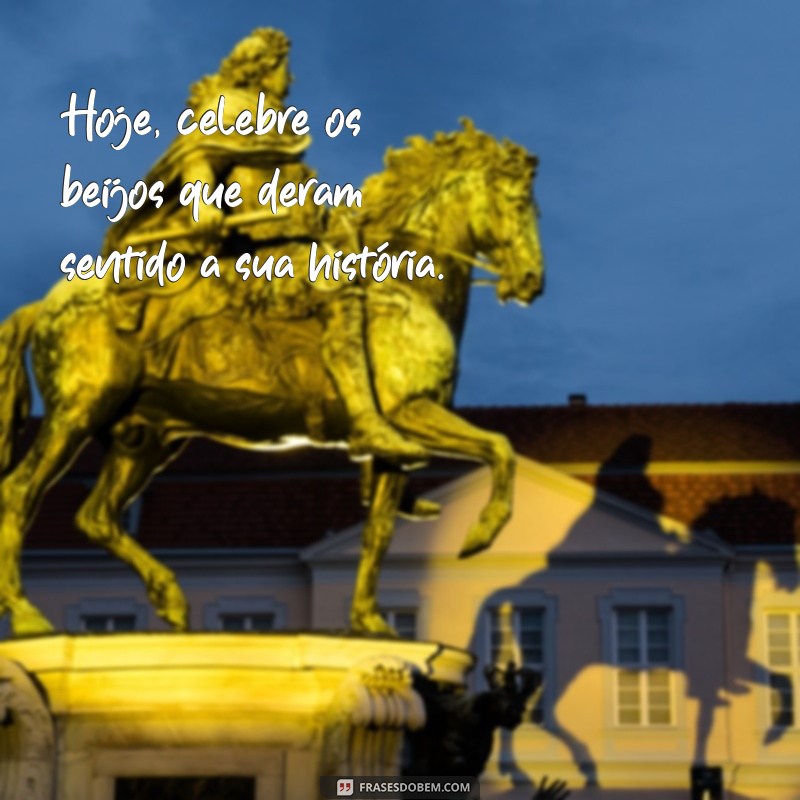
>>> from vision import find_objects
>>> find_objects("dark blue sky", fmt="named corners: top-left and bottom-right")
top-left (1, 0), bottom-right (798, 406)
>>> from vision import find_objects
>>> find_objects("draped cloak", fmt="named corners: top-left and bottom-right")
top-left (100, 80), bottom-right (313, 336)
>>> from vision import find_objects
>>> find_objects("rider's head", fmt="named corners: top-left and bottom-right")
top-left (219, 28), bottom-right (292, 98)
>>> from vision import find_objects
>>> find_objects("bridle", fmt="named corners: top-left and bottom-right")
top-left (335, 170), bottom-right (530, 287)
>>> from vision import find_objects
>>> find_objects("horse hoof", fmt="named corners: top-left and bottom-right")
top-left (159, 602), bottom-right (189, 631)
top-left (350, 612), bottom-right (398, 638)
top-left (459, 518), bottom-right (498, 558)
top-left (10, 601), bottom-right (55, 638)
top-left (160, 590), bottom-right (189, 631)
top-left (458, 526), bottom-right (492, 559)
top-left (458, 502), bottom-right (511, 558)
top-left (398, 497), bottom-right (441, 521)
top-left (149, 578), bottom-right (189, 631)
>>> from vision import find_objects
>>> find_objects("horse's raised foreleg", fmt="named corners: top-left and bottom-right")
top-left (388, 398), bottom-right (515, 558)
top-left (0, 414), bottom-right (93, 635)
top-left (350, 468), bottom-right (407, 636)
top-left (74, 429), bottom-right (189, 630)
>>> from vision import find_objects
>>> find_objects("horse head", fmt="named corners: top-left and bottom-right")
top-left (455, 119), bottom-right (545, 306)
top-left (354, 120), bottom-right (544, 308)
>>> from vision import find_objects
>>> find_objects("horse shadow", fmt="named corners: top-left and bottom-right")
top-left (468, 434), bottom-right (799, 790)
top-left (690, 490), bottom-right (798, 754)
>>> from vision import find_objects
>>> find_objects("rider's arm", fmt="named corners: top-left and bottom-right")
top-left (180, 151), bottom-right (225, 252)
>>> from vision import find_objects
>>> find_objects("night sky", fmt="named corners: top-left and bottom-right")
top-left (1, 0), bottom-right (798, 406)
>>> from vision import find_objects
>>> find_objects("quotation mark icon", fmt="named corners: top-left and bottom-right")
top-left (337, 778), bottom-right (354, 797)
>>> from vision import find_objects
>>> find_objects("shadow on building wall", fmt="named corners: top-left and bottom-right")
top-left (467, 435), bottom-right (798, 796)
top-left (691, 490), bottom-right (798, 756)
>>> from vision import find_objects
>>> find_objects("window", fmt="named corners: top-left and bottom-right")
top-left (488, 604), bottom-right (545, 724)
top-left (382, 609), bottom-right (417, 639)
top-left (80, 614), bottom-right (137, 633)
top-left (220, 612), bottom-right (275, 632)
top-left (204, 597), bottom-right (287, 632)
top-left (765, 612), bottom-right (800, 727)
top-left (66, 598), bottom-right (148, 633)
top-left (613, 607), bottom-right (673, 726)
top-left (599, 589), bottom-right (685, 730)
top-left (372, 591), bottom-right (424, 639)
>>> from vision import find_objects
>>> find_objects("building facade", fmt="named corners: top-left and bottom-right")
top-left (8, 403), bottom-right (800, 799)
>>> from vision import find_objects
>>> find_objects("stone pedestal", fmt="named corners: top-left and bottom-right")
top-left (0, 634), bottom-right (473, 800)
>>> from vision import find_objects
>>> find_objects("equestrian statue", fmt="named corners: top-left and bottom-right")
top-left (0, 28), bottom-right (544, 638)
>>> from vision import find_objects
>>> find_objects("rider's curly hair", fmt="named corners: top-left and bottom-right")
top-left (187, 28), bottom-right (291, 109)
top-left (219, 28), bottom-right (290, 86)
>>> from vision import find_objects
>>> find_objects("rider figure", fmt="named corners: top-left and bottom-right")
top-left (104, 28), bottom-right (426, 465)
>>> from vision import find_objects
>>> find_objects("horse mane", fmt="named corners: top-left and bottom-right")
top-left (355, 118), bottom-right (538, 228)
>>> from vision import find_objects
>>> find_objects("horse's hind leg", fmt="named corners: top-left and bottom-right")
top-left (0, 414), bottom-right (93, 635)
top-left (388, 398), bottom-right (515, 558)
top-left (74, 427), bottom-right (189, 630)
top-left (350, 468), bottom-right (406, 636)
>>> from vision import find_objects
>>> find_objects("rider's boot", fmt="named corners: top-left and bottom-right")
top-left (320, 292), bottom-right (427, 466)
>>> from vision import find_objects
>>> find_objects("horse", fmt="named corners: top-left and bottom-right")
top-left (0, 121), bottom-right (544, 638)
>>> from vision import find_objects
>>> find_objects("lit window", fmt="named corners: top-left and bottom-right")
top-left (219, 613), bottom-right (275, 632)
top-left (488, 605), bottom-right (545, 724)
top-left (766, 613), bottom-right (799, 728)
top-left (614, 607), bottom-right (673, 726)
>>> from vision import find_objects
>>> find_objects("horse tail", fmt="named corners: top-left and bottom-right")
top-left (0, 302), bottom-right (40, 473)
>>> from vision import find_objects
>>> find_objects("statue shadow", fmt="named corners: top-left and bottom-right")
top-left (690, 490), bottom-right (799, 754)
top-left (467, 434), bottom-right (799, 793)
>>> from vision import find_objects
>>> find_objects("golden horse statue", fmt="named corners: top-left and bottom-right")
top-left (0, 123), bottom-right (543, 638)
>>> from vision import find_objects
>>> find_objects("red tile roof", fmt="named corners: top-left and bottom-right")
top-left (463, 403), bottom-right (800, 463)
top-left (579, 472), bottom-right (800, 546)
top-left (137, 477), bottom-right (363, 550)
top-left (14, 402), bottom-right (800, 551)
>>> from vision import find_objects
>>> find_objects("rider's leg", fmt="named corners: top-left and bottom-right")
top-left (319, 290), bottom-right (427, 464)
